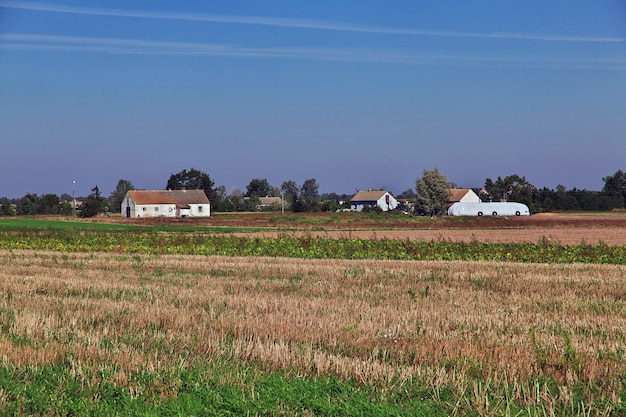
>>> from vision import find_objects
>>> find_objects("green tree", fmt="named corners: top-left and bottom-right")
top-left (109, 179), bottom-right (135, 213)
top-left (290, 196), bottom-right (306, 213)
top-left (166, 168), bottom-right (216, 202)
top-left (60, 202), bottom-right (73, 216)
top-left (280, 180), bottom-right (299, 200)
top-left (397, 188), bottom-right (416, 199)
top-left (245, 178), bottom-right (273, 198)
top-left (484, 174), bottom-right (538, 212)
top-left (483, 176), bottom-right (507, 202)
top-left (300, 178), bottom-right (320, 202)
top-left (80, 186), bottom-right (108, 218)
top-left (602, 169), bottom-right (626, 207)
top-left (16, 194), bottom-right (38, 215)
top-left (210, 185), bottom-right (228, 211)
top-left (553, 185), bottom-right (579, 211)
top-left (320, 200), bottom-right (341, 212)
top-left (414, 168), bottom-right (450, 216)
top-left (36, 193), bottom-right (60, 215)
top-left (1, 197), bottom-right (15, 216)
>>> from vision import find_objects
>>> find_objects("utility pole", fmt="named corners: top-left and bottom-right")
top-left (281, 191), bottom-right (284, 215)
top-left (72, 180), bottom-right (76, 217)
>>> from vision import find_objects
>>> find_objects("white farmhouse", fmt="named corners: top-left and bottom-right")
top-left (121, 190), bottom-right (210, 218)
top-left (448, 188), bottom-right (480, 204)
top-left (350, 190), bottom-right (398, 212)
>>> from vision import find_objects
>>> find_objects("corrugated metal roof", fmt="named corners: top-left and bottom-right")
top-left (128, 190), bottom-right (209, 208)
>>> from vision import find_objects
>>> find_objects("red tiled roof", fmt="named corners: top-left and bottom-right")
top-left (128, 190), bottom-right (209, 208)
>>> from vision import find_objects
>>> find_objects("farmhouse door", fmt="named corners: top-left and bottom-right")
top-left (126, 207), bottom-right (131, 218)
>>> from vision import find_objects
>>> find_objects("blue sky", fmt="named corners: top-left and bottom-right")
top-left (1, 1), bottom-right (625, 199)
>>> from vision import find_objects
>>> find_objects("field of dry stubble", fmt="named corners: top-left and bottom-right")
top-left (1, 249), bottom-right (625, 411)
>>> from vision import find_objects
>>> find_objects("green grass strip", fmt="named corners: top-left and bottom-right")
top-left (0, 362), bottom-right (448, 417)
top-left (2, 361), bottom-right (623, 416)
top-left (0, 218), bottom-right (276, 234)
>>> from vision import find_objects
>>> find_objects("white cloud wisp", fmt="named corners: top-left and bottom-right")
top-left (2, 33), bottom-right (625, 70)
top-left (1, 1), bottom-right (624, 43)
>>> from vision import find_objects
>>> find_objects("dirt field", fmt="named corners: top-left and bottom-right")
top-left (114, 211), bottom-right (626, 246)
top-left (235, 227), bottom-right (624, 246)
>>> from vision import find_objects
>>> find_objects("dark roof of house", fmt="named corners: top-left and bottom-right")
top-left (128, 190), bottom-right (209, 208)
top-left (351, 190), bottom-right (389, 202)
top-left (448, 189), bottom-right (473, 202)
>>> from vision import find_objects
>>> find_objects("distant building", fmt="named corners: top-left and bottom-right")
top-left (243, 196), bottom-right (283, 211)
top-left (350, 190), bottom-right (398, 212)
top-left (448, 188), bottom-right (480, 204)
top-left (121, 190), bottom-right (210, 218)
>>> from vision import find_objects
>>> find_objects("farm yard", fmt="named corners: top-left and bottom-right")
top-left (0, 212), bottom-right (625, 416)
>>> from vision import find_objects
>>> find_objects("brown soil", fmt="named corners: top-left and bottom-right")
top-left (97, 212), bottom-right (626, 245)
top-left (291, 228), bottom-right (624, 246)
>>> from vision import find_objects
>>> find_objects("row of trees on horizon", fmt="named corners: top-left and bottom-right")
top-left (2, 168), bottom-right (626, 217)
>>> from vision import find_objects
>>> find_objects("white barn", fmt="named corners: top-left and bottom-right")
top-left (121, 190), bottom-right (210, 218)
top-left (350, 190), bottom-right (398, 212)
top-left (449, 188), bottom-right (480, 204)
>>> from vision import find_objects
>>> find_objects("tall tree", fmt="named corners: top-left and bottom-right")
top-left (280, 180), bottom-right (300, 200)
top-left (483, 177), bottom-right (508, 202)
top-left (109, 179), bottom-right (135, 213)
top-left (80, 186), bottom-right (108, 218)
top-left (210, 185), bottom-right (228, 211)
top-left (414, 168), bottom-right (450, 216)
top-left (166, 167), bottom-right (216, 203)
top-left (483, 174), bottom-right (538, 211)
top-left (16, 193), bottom-right (38, 215)
top-left (300, 178), bottom-right (320, 202)
top-left (166, 168), bottom-right (214, 192)
top-left (603, 169), bottom-right (626, 207)
top-left (245, 178), bottom-right (273, 198)
top-left (36, 194), bottom-right (60, 215)
top-left (1, 197), bottom-right (15, 216)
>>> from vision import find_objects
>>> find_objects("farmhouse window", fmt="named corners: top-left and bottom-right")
top-left (155, 207), bottom-right (159, 212)
top-left (198, 206), bottom-right (203, 212)
top-left (142, 207), bottom-right (147, 212)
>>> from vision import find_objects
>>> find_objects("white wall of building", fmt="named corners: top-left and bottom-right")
top-left (378, 193), bottom-right (399, 211)
top-left (459, 191), bottom-right (480, 203)
top-left (134, 204), bottom-right (177, 218)
top-left (188, 203), bottom-right (210, 217)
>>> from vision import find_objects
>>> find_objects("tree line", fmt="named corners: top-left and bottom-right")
top-left (412, 169), bottom-right (626, 216)
top-left (1, 168), bottom-right (625, 217)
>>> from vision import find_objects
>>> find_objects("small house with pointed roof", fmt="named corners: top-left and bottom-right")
top-left (350, 190), bottom-right (398, 212)
top-left (121, 190), bottom-right (210, 218)
top-left (449, 188), bottom-right (480, 204)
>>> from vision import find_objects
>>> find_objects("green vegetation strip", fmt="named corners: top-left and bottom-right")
top-left (0, 362), bottom-right (447, 417)
top-left (0, 218), bottom-right (276, 233)
top-left (1, 228), bottom-right (624, 264)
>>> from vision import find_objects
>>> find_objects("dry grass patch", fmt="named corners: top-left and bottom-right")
top-left (1, 249), bottom-right (625, 409)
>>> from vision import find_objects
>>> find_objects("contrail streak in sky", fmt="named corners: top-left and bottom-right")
top-left (1, 1), bottom-right (624, 43)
